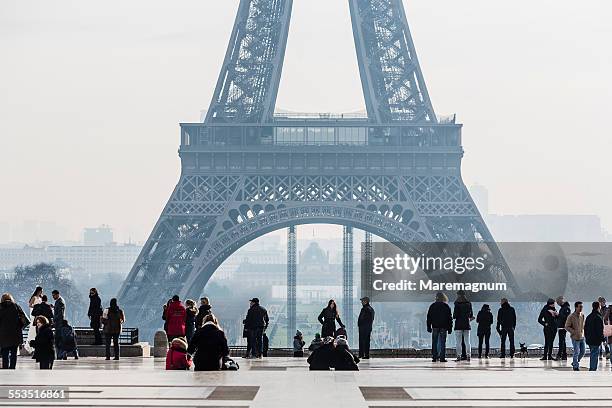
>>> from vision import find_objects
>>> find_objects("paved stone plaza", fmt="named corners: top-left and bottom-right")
top-left (1, 357), bottom-right (612, 407)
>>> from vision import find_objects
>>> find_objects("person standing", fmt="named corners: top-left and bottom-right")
top-left (584, 301), bottom-right (605, 371)
top-left (476, 304), bottom-right (493, 359)
top-left (318, 299), bottom-right (345, 338)
top-left (357, 296), bottom-right (375, 359)
top-left (187, 313), bottom-right (229, 371)
top-left (88, 288), bottom-right (103, 345)
top-left (599, 297), bottom-right (610, 359)
top-left (453, 290), bottom-right (474, 362)
top-left (293, 330), bottom-right (305, 357)
top-left (185, 299), bottom-right (198, 344)
top-left (537, 298), bottom-right (558, 360)
top-left (24, 286), bottom-right (43, 354)
top-left (51, 290), bottom-right (66, 358)
top-left (556, 296), bottom-right (571, 360)
top-left (243, 298), bottom-right (269, 358)
top-left (565, 301), bottom-right (586, 371)
top-left (164, 295), bottom-right (186, 342)
top-left (101, 298), bottom-right (125, 360)
top-left (426, 292), bottom-right (452, 362)
top-left (0, 293), bottom-right (28, 369)
top-left (196, 297), bottom-right (212, 329)
top-left (496, 298), bottom-right (516, 359)
top-left (30, 316), bottom-right (55, 369)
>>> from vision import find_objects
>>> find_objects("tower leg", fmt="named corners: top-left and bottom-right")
top-left (363, 231), bottom-right (373, 300)
top-left (287, 225), bottom-right (297, 348)
top-left (343, 226), bottom-right (354, 340)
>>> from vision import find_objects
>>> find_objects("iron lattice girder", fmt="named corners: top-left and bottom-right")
top-left (287, 226), bottom-right (296, 347)
top-left (206, 0), bottom-right (292, 123)
top-left (343, 226), bottom-right (354, 337)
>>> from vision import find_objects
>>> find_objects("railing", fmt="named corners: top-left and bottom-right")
top-left (23, 327), bottom-right (139, 345)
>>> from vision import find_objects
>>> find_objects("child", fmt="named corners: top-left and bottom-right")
top-left (309, 333), bottom-right (323, 351)
top-left (293, 330), bottom-right (305, 357)
top-left (166, 337), bottom-right (192, 370)
top-left (476, 304), bottom-right (493, 359)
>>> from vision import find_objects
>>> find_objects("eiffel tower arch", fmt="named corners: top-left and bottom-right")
top-left (118, 0), bottom-right (521, 335)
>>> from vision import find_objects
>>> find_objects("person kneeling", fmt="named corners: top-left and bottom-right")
top-left (166, 337), bottom-right (192, 370)
top-left (187, 314), bottom-right (229, 371)
top-left (307, 336), bottom-right (335, 370)
top-left (332, 336), bottom-right (359, 371)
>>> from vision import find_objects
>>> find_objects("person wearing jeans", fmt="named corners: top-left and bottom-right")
top-left (427, 292), bottom-right (453, 362)
top-left (584, 301), bottom-right (605, 371)
top-left (565, 301), bottom-right (585, 371)
top-left (453, 290), bottom-right (474, 362)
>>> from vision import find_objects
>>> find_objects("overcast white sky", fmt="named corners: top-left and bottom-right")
top-left (0, 0), bottom-right (611, 243)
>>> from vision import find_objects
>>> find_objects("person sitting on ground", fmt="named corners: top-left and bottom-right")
top-left (187, 313), bottom-right (230, 371)
top-left (335, 326), bottom-right (348, 339)
top-left (332, 336), bottom-right (359, 371)
top-left (58, 319), bottom-right (79, 360)
top-left (309, 333), bottom-right (323, 351)
top-left (32, 295), bottom-right (54, 323)
top-left (293, 330), bottom-right (305, 357)
top-left (166, 337), bottom-right (192, 370)
top-left (29, 316), bottom-right (55, 370)
top-left (307, 336), bottom-right (335, 370)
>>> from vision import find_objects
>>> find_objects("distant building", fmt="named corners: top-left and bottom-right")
top-left (83, 225), bottom-right (114, 246)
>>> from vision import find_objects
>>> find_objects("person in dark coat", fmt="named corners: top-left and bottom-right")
top-left (195, 297), bottom-right (211, 329)
top-left (307, 337), bottom-right (335, 370)
top-left (332, 336), bottom-right (359, 371)
top-left (0, 293), bottom-right (28, 369)
top-left (88, 288), bottom-right (103, 345)
top-left (293, 330), bottom-right (305, 357)
top-left (357, 296), bottom-right (375, 359)
top-left (309, 333), bottom-right (323, 351)
top-left (102, 298), bottom-right (125, 360)
top-left (427, 292), bottom-right (453, 362)
top-left (187, 314), bottom-right (230, 371)
top-left (318, 299), bottom-right (345, 338)
top-left (453, 291), bottom-right (474, 361)
top-left (555, 296), bottom-right (571, 360)
top-left (585, 301), bottom-right (605, 371)
top-left (496, 298), bottom-right (516, 358)
top-left (51, 290), bottom-right (65, 357)
top-left (476, 304), bottom-right (493, 359)
top-left (32, 295), bottom-right (54, 323)
top-left (243, 298), bottom-right (269, 358)
top-left (184, 299), bottom-right (198, 344)
top-left (58, 319), bottom-right (79, 360)
top-left (29, 316), bottom-right (55, 369)
top-left (537, 298), bottom-right (558, 360)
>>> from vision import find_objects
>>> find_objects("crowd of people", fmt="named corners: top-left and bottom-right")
top-left (3, 286), bottom-right (612, 373)
top-left (0, 286), bottom-right (125, 369)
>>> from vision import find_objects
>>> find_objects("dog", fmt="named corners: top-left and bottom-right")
top-left (516, 343), bottom-right (528, 358)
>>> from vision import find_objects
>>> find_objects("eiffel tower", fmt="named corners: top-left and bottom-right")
top-left (118, 0), bottom-right (521, 338)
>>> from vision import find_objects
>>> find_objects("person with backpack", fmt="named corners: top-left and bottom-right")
top-left (29, 316), bottom-right (55, 369)
top-left (58, 319), bottom-right (79, 360)
top-left (101, 298), bottom-right (125, 360)
top-left (496, 298), bottom-right (517, 359)
top-left (187, 314), bottom-right (229, 371)
top-left (293, 330), bottom-right (305, 357)
top-left (453, 290), bottom-right (474, 361)
top-left (0, 293), bottom-right (29, 369)
top-left (164, 295), bottom-right (186, 342)
top-left (476, 304), bottom-right (493, 359)
top-left (166, 337), bottom-right (192, 370)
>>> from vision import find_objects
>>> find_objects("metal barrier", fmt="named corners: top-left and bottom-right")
top-left (23, 327), bottom-right (139, 345)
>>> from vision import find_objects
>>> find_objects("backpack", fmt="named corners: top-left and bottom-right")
top-left (222, 356), bottom-right (239, 371)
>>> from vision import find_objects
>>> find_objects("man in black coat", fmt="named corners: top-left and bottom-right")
top-left (496, 298), bottom-right (517, 358)
top-left (427, 292), bottom-right (453, 362)
top-left (32, 295), bottom-right (54, 323)
top-left (0, 294), bottom-right (28, 369)
top-left (52, 290), bottom-right (66, 357)
top-left (537, 298), bottom-right (558, 360)
top-left (88, 288), bottom-right (103, 345)
top-left (357, 296), bottom-right (375, 359)
top-left (243, 298), bottom-right (269, 358)
top-left (555, 296), bottom-right (571, 360)
top-left (585, 301), bottom-right (605, 371)
top-left (196, 297), bottom-right (211, 329)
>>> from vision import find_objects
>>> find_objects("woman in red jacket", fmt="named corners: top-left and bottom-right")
top-left (163, 295), bottom-right (186, 342)
top-left (166, 337), bottom-right (191, 370)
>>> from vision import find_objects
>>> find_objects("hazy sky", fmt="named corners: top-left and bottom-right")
top-left (1, 0), bottom-right (611, 243)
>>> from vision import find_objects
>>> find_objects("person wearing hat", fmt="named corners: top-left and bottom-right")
top-left (307, 336), bottom-right (335, 370)
top-left (243, 298), bottom-right (269, 359)
top-left (166, 337), bottom-right (192, 370)
top-left (332, 336), bottom-right (359, 371)
top-left (357, 296), bottom-right (375, 359)
top-left (293, 330), bottom-right (305, 357)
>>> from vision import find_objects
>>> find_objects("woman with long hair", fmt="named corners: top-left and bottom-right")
top-left (318, 299), bottom-right (345, 338)
top-left (24, 286), bottom-right (43, 354)
top-left (102, 298), bottom-right (125, 360)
